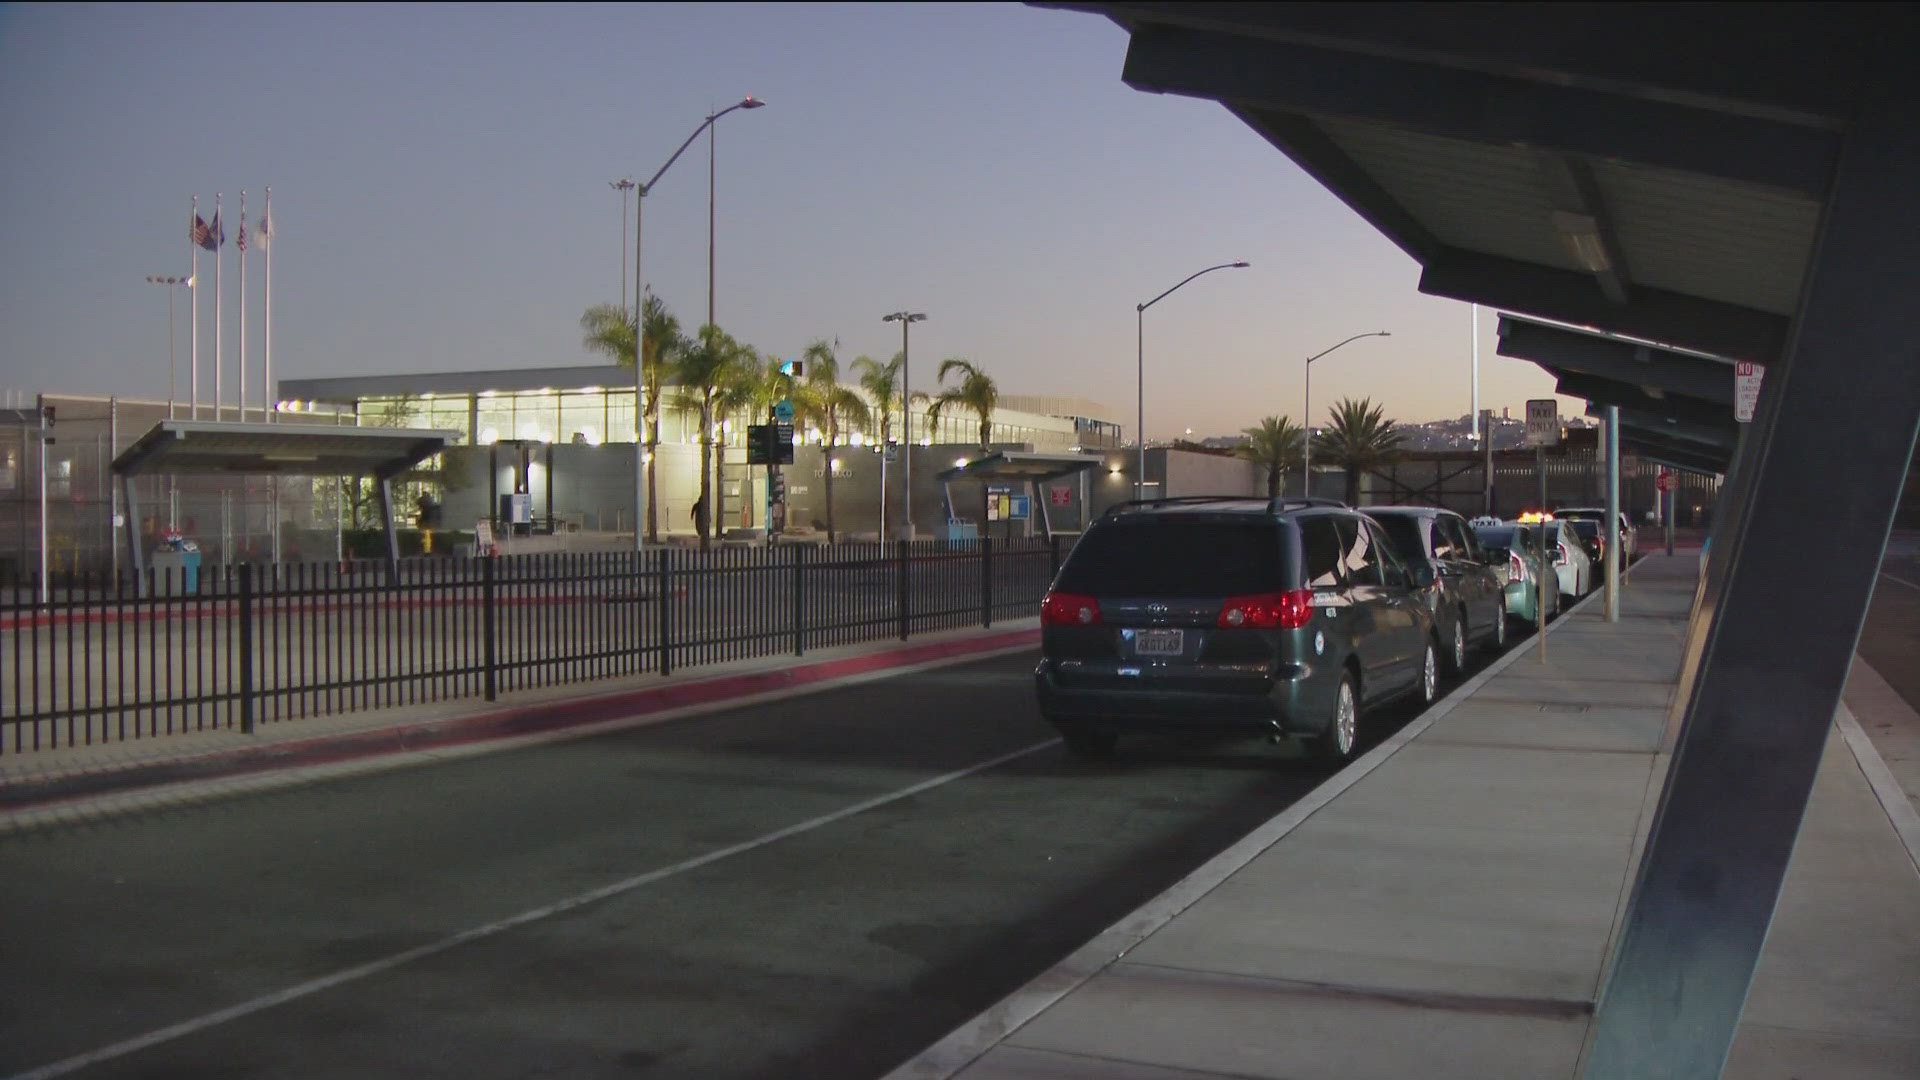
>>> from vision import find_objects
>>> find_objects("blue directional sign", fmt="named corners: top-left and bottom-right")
top-left (772, 400), bottom-right (794, 422)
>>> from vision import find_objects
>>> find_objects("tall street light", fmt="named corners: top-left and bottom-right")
top-left (882, 312), bottom-right (926, 539)
top-left (1136, 261), bottom-right (1249, 499)
top-left (628, 95), bottom-right (766, 552)
top-left (610, 179), bottom-right (635, 313)
top-left (1301, 331), bottom-right (1392, 497)
top-left (146, 275), bottom-right (193, 419)
top-left (707, 97), bottom-right (766, 328)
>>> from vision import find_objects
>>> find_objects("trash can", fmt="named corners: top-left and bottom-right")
top-left (151, 534), bottom-right (202, 595)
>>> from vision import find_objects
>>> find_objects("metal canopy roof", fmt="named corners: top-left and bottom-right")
top-left (112, 420), bottom-right (460, 481)
top-left (1044, 2), bottom-right (1914, 365)
top-left (1494, 314), bottom-right (1740, 474)
top-left (933, 450), bottom-right (1105, 483)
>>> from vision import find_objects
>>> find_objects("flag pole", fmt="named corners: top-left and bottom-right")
top-left (239, 191), bottom-right (248, 422)
top-left (214, 192), bottom-right (224, 421)
top-left (263, 186), bottom-right (273, 424)
top-left (190, 195), bottom-right (201, 420)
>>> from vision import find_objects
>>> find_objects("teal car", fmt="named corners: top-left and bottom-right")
top-left (1471, 524), bottom-right (1560, 627)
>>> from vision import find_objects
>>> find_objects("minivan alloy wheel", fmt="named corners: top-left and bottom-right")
top-left (1317, 675), bottom-right (1358, 761)
top-left (1422, 642), bottom-right (1438, 703)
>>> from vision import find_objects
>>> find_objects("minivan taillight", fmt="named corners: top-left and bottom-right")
top-left (1218, 589), bottom-right (1314, 630)
top-left (1509, 552), bottom-right (1529, 581)
top-left (1042, 592), bottom-right (1102, 626)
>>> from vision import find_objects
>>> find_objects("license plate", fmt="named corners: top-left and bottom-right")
top-left (1135, 628), bottom-right (1184, 656)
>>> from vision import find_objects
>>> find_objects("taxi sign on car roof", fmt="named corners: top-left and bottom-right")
top-left (1517, 511), bottom-right (1555, 523)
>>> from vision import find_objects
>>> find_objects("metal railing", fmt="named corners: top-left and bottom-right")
top-left (1, 537), bottom-right (1061, 754)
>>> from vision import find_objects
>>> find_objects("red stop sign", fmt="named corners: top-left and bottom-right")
top-left (1657, 471), bottom-right (1675, 492)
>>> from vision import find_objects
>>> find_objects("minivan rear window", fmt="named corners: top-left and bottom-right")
top-left (1055, 520), bottom-right (1289, 596)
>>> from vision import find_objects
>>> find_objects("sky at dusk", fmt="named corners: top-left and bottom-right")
top-left (0, 2), bottom-right (1577, 438)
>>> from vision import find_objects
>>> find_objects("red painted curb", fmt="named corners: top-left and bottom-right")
top-left (1, 628), bottom-right (1041, 813)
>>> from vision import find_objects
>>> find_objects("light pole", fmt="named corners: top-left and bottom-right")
top-left (883, 312), bottom-right (926, 539)
top-left (610, 179), bottom-right (635, 313)
top-left (1136, 262), bottom-right (1249, 499)
top-left (146, 275), bottom-right (192, 419)
top-left (1301, 331), bottom-right (1392, 498)
top-left (629, 96), bottom-right (766, 552)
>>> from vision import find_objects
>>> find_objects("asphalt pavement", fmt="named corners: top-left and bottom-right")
top-left (0, 641), bottom-right (1472, 1079)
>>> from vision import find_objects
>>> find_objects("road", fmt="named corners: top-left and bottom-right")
top-left (0, 641), bottom-right (1471, 1079)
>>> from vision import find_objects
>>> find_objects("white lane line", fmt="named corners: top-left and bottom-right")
top-left (882, 581), bottom-right (1623, 1080)
top-left (5, 738), bottom-right (1060, 1080)
top-left (1879, 570), bottom-right (1920, 594)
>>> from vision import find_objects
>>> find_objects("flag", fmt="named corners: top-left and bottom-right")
top-left (208, 212), bottom-right (225, 249)
top-left (254, 209), bottom-right (272, 248)
top-left (191, 214), bottom-right (214, 250)
top-left (237, 219), bottom-right (247, 253)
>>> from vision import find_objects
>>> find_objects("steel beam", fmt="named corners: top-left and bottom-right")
top-left (1421, 250), bottom-right (1787, 363)
top-left (1554, 373), bottom-right (1735, 434)
top-left (1498, 315), bottom-right (1736, 405)
top-left (1584, 63), bottom-right (1920, 1078)
top-left (1230, 106), bottom-right (1444, 263)
top-left (1054, 2), bottom-right (1867, 130)
top-left (1616, 432), bottom-right (1728, 477)
top-left (1121, 24), bottom-right (1840, 197)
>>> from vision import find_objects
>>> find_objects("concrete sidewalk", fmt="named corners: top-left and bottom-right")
top-left (0, 619), bottom-right (1041, 832)
top-left (894, 555), bottom-right (1920, 1079)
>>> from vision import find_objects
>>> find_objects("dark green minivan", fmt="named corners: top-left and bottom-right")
top-left (1035, 498), bottom-right (1441, 761)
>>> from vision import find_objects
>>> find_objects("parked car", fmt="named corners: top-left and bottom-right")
top-left (1470, 523), bottom-right (1560, 628)
top-left (1564, 518), bottom-right (1606, 566)
top-left (1542, 522), bottom-right (1594, 600)
top-left (1362, 506), bottom-right (1509, 672)
top-left (1556, 507), bottom-right (1637, 561)
top-left (1035, 497), bottom-right (1440, 763)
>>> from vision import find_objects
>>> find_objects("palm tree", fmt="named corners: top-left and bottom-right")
top-left (669, 324), bottom-right (751, 549)
top-left (797, 340), bottom-right (872, 543)
top-left (712, 350), bottom-right (788, 530)
top-left (926, 358), bottom-right (1000, 527)
top-left (702, 338), bottom-right (769, 535)
top-left (925, 358), bottom-right (999, 452)
top-left (1236, 415), bottom-right (1305, 498)
top-left (1311, 397), bottom-right (1403, 506)
top-left (581, 294), bottom-right (683, 542)
top-left (850, 352), bottom-right (906, 537)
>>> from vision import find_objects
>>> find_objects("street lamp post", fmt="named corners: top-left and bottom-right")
top-left (146, 275), bottom-right (192, 419)
top-left (629, 96), bottom-right (766, 552)
top-left (1301, 331), bottom-right (1392, 498)
top-left (1136, 262), bottom-right (1249, 499)
top-left (610, 179), bottom-right (635, 313)
top-left (882, 312), bottom-right (926, 539)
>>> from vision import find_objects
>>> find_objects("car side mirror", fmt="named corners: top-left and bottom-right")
top-left (1408, 564), bottom-right (1437, 589)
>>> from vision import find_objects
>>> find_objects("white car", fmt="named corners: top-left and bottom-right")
top-left (1556, 507), bottom-right (1637, 561)
top-left (1542, 523), bottom-right (1594, 599)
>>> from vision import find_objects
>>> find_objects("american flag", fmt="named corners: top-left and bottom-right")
top-left (237, 219), bottom-right (247, 253)
top-left (191, 214), bottom-right (213, 250)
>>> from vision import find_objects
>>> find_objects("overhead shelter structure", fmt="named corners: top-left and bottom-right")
top-left (932, 451), bottom-right (1104, 539)
top-left (1496, 314), bottom-right (1740, 476)
top-left (112, 420), bottom-right (460, 587)
top-left (1046, 4), bottom-right (1920, 1077)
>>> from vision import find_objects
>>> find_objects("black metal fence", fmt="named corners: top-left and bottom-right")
top-left (0, 538), bottom-right (1060, 754)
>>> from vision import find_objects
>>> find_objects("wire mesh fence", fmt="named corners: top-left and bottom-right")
top-left (0, 537), bottom-right (1061, 754)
